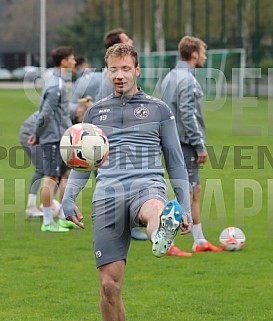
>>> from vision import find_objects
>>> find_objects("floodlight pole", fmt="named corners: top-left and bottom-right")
top-left (40, 0), bottom-right (46, 71)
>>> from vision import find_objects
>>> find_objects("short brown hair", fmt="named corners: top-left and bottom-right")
top-left (51, 46), bottom-right (73, 67)
top-left (178, 36), bottom-right (207, 61)
top-left (75, 56), bottom-right (87, 67)
top-left (105, 43), bottom-right (138, 67)
top-left (104, 28), bottom-right (125, 49)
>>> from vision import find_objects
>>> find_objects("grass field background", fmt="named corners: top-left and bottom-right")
top-left (0, 89), bottom-right (272, 320)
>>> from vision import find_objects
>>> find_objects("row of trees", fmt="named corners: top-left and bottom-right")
top-left (55, 0), bottom-right (273, 69)
top-left (1, 0), bottom-right (272, 69)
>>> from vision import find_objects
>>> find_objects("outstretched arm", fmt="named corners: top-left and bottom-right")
top-left (62, 169), bottom-right (91, 229)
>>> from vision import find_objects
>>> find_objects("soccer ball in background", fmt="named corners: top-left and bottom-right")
top-left (60, 123), bottom-right (109, 171)
top-left (219, 227), bottom-right (246, 251)
top-left (40, 199), bottom-right (61, 218)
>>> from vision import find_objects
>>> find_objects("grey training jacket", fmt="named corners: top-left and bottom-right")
top-left (62, 89), bottom-right (192, 223)
top-left (161, 60), bottom-right (206, 153)
top-left (34, 68), bottom-right (72, 145)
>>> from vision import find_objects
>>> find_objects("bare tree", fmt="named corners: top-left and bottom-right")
top-left (240, 0), bottom-right (253, 65)
top-left (154, 0), bottom-right (165, 51)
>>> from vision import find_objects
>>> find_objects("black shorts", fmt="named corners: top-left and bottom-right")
top-left (91, 187), bottom-right (167, 268)
top-left (181, 144), bottom-right (200, 191)
top-left (42, 143), bottom-right (69, 177)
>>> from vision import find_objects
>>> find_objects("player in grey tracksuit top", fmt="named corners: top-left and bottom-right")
top-left (161, 60), bottom-right (206, 154)
top-left (161, 36), bottom-right (222, 253)
top-left (62, 43), bottom-right (192, 241)
top-left (62, 44), bottom-right (193, 320)
top-left (28, 46), bottom-right (76, 232)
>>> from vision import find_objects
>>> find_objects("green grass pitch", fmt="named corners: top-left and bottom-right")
top-left (0, 89), bottom-right (272, 320)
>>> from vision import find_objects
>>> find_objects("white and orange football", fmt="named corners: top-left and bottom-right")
top-left (219, 227), bottom-right (246, 251)
top-left (60, 123), bottom-right (109, 171)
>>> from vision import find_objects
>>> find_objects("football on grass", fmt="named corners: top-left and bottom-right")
top-left (60, 123), bottom-right (109, 171)
top-left (219, 227), bottom-right (246, 251)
